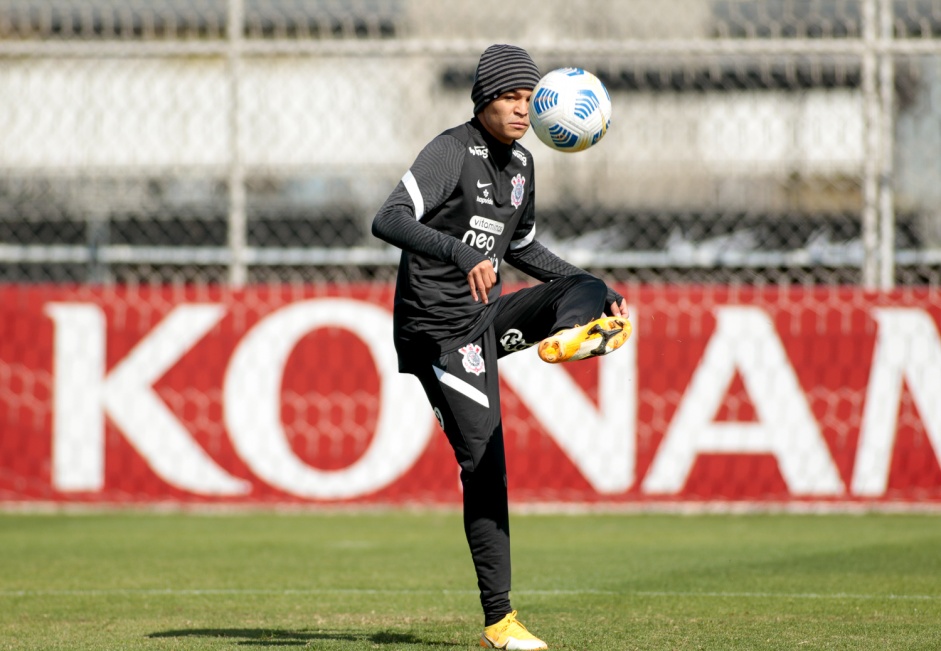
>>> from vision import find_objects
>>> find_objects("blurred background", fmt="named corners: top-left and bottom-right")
top-left (1, 0), bottom-right (939, 289)
top-left (2, 1), bottom-right (941, 506)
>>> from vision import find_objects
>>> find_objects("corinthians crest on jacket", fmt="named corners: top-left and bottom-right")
top-left (510, 173), bottom-right (525, 209)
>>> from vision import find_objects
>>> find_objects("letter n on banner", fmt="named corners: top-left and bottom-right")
top-left (643, 306), bottom-right (844, 496)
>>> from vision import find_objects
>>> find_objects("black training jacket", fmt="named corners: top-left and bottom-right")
top-left (372, 117), bottom-right (596, 371)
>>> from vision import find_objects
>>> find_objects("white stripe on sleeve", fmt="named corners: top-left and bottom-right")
top-left (510, 224), bottom-right (536, 250)
top-left (401, 170), bottom-right (424, 220)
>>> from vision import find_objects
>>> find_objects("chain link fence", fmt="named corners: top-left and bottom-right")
top-left (1, 0), bottom-right (939, 288)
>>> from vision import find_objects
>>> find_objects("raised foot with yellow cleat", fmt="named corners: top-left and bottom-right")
top-left (537, 315), bottom-right (632, 364)
top-left (480, 610), bottom-right (548, 650)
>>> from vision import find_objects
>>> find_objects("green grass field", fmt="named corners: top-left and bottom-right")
top-left (1, 510), bottom-right (940, 650)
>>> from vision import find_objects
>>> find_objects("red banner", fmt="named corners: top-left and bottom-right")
top-left (2, 284), bottom-right (940, 506)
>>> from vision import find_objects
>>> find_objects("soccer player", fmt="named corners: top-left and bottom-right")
top-left (371, 44), bottom-right (630, 650)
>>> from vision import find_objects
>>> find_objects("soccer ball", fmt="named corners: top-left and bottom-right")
top-left (529, 68), bottom-right (612, 153)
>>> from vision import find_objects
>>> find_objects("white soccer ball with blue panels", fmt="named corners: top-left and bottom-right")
top-left (529, 68), bottom-right (612, 153)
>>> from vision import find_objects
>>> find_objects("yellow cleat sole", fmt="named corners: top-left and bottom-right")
top-left (537, 316), bottom-right (632, 364)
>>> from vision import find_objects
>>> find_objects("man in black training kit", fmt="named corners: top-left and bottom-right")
top-left (372, 44), bottom-right (631, 650)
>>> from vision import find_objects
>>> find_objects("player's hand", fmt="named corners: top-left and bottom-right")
top-left (468, 260), bottom-right (496, 304)
top-left (609, 297), bottom-right (629, 318)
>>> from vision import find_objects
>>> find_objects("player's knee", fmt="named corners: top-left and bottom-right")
top-left (572, 274), bottom-right (608, 306)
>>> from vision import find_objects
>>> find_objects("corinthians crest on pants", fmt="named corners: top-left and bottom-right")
top-left (459, 343), bottom-right (486, 375)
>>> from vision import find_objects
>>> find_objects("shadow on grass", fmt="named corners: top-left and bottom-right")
top-left (148, 627), bottom-right (455, 647)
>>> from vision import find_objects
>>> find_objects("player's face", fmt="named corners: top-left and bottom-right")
top-left (478, 89), bottom-right (533, 144)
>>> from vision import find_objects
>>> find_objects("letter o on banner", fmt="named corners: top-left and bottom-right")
top-left (224, 298), bottom-right (432, 499)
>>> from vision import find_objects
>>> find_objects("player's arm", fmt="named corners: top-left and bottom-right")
top-left (505, 214), bottom-right (625, 315)
top-left (372, 200), bottom-right (485, 273)
top-left (507, 238), bottom-right (624, 314)
top-left (371, 136), bottom-right (489, 288)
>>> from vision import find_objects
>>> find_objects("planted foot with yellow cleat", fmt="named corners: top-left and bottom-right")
top-left (480, 611), bottom-right (548, 650)
top-left (537, 315), bottom-right (631, 364)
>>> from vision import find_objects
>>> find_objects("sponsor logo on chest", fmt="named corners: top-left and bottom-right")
top-left (476, 187), bottom-right (494, 206)
top-left (469, 216), bottom-right (504, 235)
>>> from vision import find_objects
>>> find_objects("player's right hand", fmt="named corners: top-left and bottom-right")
top-left (468, 260), bottom-right (497, 304)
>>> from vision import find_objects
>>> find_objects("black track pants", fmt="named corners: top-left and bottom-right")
top-left (410, 274), bottom-right (608, 623)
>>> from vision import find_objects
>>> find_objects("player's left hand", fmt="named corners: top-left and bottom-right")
top-left (608, 297), bottom-right (629, 318)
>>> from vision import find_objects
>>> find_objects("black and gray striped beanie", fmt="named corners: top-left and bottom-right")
top-left (471, 44), bottom-right (541, 114)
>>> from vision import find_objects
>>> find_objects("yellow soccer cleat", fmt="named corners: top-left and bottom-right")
top-left (537, 316), bottom-right (631, 364)
top-left (480, 611), bottom-right (548, 650)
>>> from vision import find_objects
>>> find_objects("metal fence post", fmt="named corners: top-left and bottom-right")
top-left (861, 0), bottom-right (881, 290)
top-left (227, 0), bottom-right (248, 287)
top-left (878, 0), bottom-right (896, 290)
